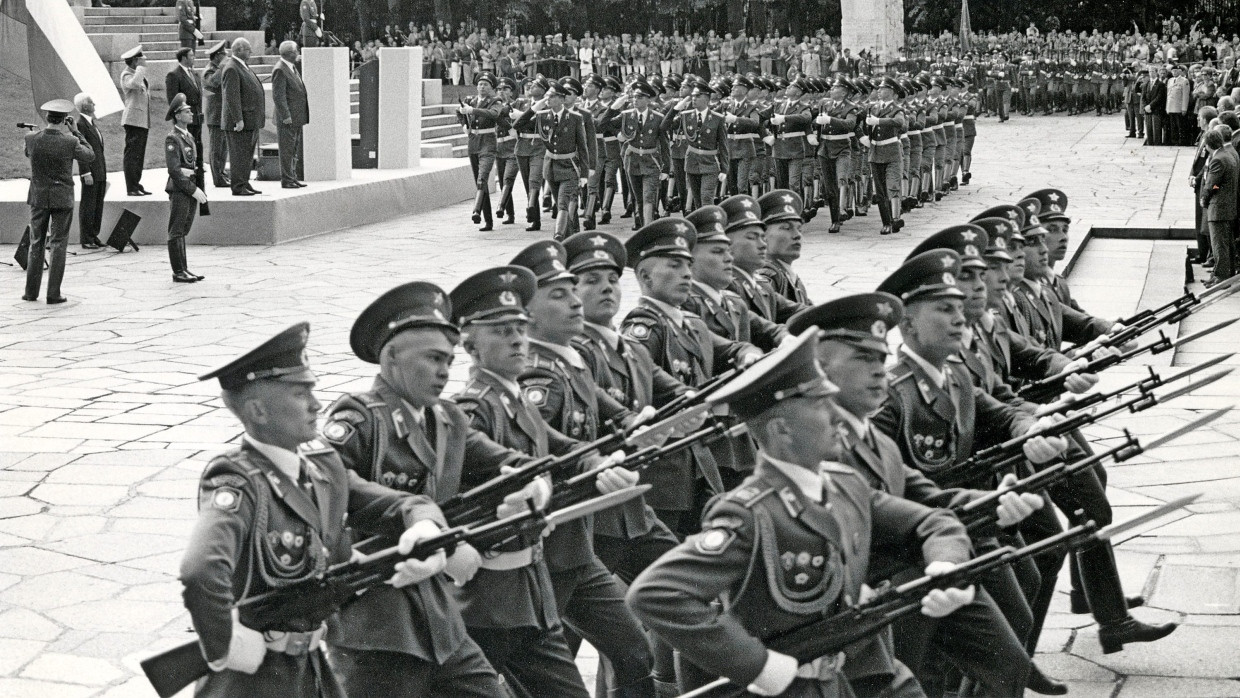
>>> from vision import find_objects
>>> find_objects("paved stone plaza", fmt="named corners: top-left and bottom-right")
top-left (2, 113), bottom-right (1240, 697)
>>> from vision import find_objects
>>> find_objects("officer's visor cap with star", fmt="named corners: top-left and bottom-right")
top-left (475, 72), bottom-right (497, 88)
top-left (787, 292), bottom-right (904, 355)
top-left (970, 203), bottom-right (1026, 232)
top-left (559, 77), bottom-right (583, 96)
top-left (121, 45), bottom-right (144, 61)
top-left (686, 205), bottom-right (730, 245)
top-left (830, 76), bottom-right (855, 94)
top-left (449, 265), bottom-right (536, 327)
top-left (631, 82), bottom-right (658, 99)
top-left (1015, 197), bottom-right (1048, 236)
top-left (877, 249), bottom-right (966, 303)
top-left (758, 189), bottom-right (804, 225)
top-left (970, 217), bottom-right (1020, 262)
top-left (624, 218), bottom-right (697, 267)
top-left (511, 240), bottom-right (577, 286)
top-left (350, 282), bottom-right (457, 364)
top-left (166, 92), bottom-right (189, 121)
top-left (40, 99), bottom-right (75, 116)
top-left (564, 231), bottom-right (627, 275)
top-left (206, 40), bottom-right (227, 57)
top-left (706, 328), bottom-right (839, 421)
top-left (1024, 187), bottom-right (1070, 222)
top-left (198, 322), bottom-right (316, 390)
top-left (719, 194), bottom-right (765, 234)
top-left (906, 224), bottom-right (990, 270)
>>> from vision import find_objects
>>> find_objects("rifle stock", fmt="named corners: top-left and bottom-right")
top-left (141, 638), bottom-right (210, 698)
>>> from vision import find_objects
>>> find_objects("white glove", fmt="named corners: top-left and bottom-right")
top-left (677, 96), bottom-right (693, 110)
top-left (772, 113), bottom-right (786, 125)
top-left (217, 608), bottom-right (266, 674)
top-left (596, 463), bottom-right (640, 494)
top-left (82, 173), bottom-right (94, 186)
top-left (1063, 371), bottom-right (1098, 394)
top-left (443, 542), bottom-right (482, 587)
top-left (920, 562), bottom-right (975, 617)
top-left (994, 473), bottom-right (1045, 527)
top-left (1022, 416), bottom-right (1068, 464)
top-left (725, 112), bottom-right (738, 124)
top-left (629, 405), bottom-right (657, 428)
top-left (815, 113), bottom-right (829, 125)
top-left (194, 29), bottom-right (205, 41)
top-left (747, 650), bottom-right (798, 696)
top-left (509, 108), bottom-right (522, 121)
top-left (389, 520), bottom-right (447, 588)
top-left (762, 135), bottom-right (776, 146)
top-left (859, 135), bottom-right (872, 147)
top-left (738, 349), bottom-right (763, 368)
top-left (717, 172), bottom-right (728, 183)
top-left (806, 134), bottom-right (819, 146)
top-left (610, 95), bottom-right (628, 110)
top-left (579, 177), bottom-right (589, 189)
top-left (463, 105), bottom-right (475, 115)
top-left (496, 467), bottom-right (552, 517)
top-left (866, 115), bottom-right (880, 126)
top-left (315, 28), bottom-right (323, 38)
top-left (659, 172), bottom-right (669, 181)
top-left (191, 188), bottom-right (208, 205)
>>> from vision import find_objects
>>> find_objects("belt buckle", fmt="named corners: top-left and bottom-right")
top-left (285, 632), bottom-right (312, 656)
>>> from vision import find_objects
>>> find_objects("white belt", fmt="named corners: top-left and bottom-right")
top-left (547, 152), bottom-right (577, 160)
top-left (470, 128), bottom-right (496, 135)
top-left (603, 136), bottom-right (619, 142)
top-left (963, 115), bottom-right (976, 121)
top-left (932, 124), bottom-right (945, 131)
top-left (264, 624), bottom-right (326, 656)
top-left (796, 652), bottom-right (847, 681)
top-left (497, 135), bottom-right (516, 143)
top-left (874, 136), bottom-right (901, 146)
top-left (518, 133), bottom-right (543, 140)
top-left (479, 543), bottom-right (542, 571)
top-left (824, 133), bottom-right (852, 141)
top-left (628, 146), bottom-right (658, 155)
top-left (686, 145), bottom-right (717, 155)
top-left (728, 133), bottom-right (757, 139)
top-left (778, 131), bottom-right (806, 139)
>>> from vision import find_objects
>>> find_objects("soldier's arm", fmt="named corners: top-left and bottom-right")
top-left (1006, 326), bottom-right (1073, 381)
top-left (575, 118), bottom-right (592, 173)
top-left (1060, 303), bottom-right (1112, 345)
top-left (868, 485), bottom-right (973, 566)
top-left (715, 119), bottom-right (729, 171)
top-left (595, 385), bottom-right (634, 429)
top-left (746, 311), bottom-right (789, 352)
top-left (771, 289), bottom-right (805, 324)
top-left (782, 109), bottom-right (811, 129)
top-left (708, 331), bottom-right (760, 373)
top-left (974, 386), bottom-right (1036, 443)
top-left (321, 396), bottom-right (377, 478)
top-left (513, 106), bottom-right (538, 129)
top-left (344, 469), bottom-right (446, 535)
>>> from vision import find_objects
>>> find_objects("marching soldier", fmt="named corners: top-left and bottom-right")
top-left (661, 81), bottom-right (730, 212)
top-left (563, 77), bottom-right (598, 235)
top-left (513, 76), bottom-right (549, 232)
top-left (814, 77), bottom-right (860, 233)
top-left (616, 81), bottom-right (670, 230)
top-left (514, 81), bottom-right (593, 241)
top-left (183, 323), bottom-right (448, 697)
top-left (493, 77), bottom-right (520, 226)
top-left (864, 77), bottom-right (907, 235)
top-left (723, 76), bottom-right (762, 198)
top-left (764, 77), bottom-right (812, 203)
top-left (459, 73), bottom-right (502, 231)
top-left (582, 75), bottom-right (624, 229)
top-left (756, 189), bottom-right (812, 304)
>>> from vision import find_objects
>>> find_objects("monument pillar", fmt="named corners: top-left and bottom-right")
top-left (378, 47), bottom-right (424, 169)
top-left (841, 0), bottom-right (904, 65)
top-left (303, 47), bottom-right (351, 181)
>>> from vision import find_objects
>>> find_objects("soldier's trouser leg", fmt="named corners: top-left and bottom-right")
top-left (470, 153), bottom-right (495, 226)
top-left (332, 639), bottom-right (503, 697)
top-left (641, 174), bottom-right (659, 225)
top-left (785, 159), bottom-right (802, 197)
top-left (871, 162), bottom-right (892, 226)
top-left (167, 192), bottom-right (195, 276)
top-left (470, 626), bottom-right (591, 698)
top-left (1000, 90), bottom-right (1011, 119)
top-left (553, 560), bottom-right (655, 697)
top-left (25, 207), bottom-right (71, 300)
top-left (672, 159), bottom-right (687, 211)
top-left (821, 156), bottom-right (841, 223)
top-left (499, 157), bottom-right (519, 220)
top-left (208, 126), bottom-right (229, 186)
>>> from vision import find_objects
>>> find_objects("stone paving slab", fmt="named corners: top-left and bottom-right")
top-left (0, 112), bottom-right (1236, 695)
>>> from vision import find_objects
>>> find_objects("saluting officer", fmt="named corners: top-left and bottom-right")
top-left (627, 330), bottom-right (976, 698)
top-left (493, 77), bottom-right (520, 226)
top-left (182, 323), bottom-right (448, 697)
top-left (513, 76), bottom-right (549, 232)
top-left (460, 73), bottom-right (502, 231)
top-left (514, 81), bottom-right (593, 241)
top-left (661, 80), bottom-right (730, 212)
top-left (616, 81), bottom-right (670, 230)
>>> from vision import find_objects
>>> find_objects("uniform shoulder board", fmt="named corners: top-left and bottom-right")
top-left (299, 439), bottom-right (335, 455)
top-left (682, 309), bottom-right (703, 320)
top-left (621, 107), bottom-right (638, 115)
top-left (946, 354), bottom-right (964, 364)
top-left (821, 462), bottom-right (859, 477)
top-left (525, 351), bottom-right (557, 372)
top-left (457, 383), bottom-right (491, 400)
top-left (721, 288), bottom-right (743, 300)
top-left (726, 484), bottom-right (775, 508)
top-left (888, 363), bottom-right (914, 385)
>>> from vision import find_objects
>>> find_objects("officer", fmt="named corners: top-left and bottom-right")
top-left (620, 218), bottom-right (762, 535)
top-left (764, 77), bottom-right (811, 201)
top-left (615, 81), bottom-right (669, 230)
top-left (513, 76), bottom-right (549, 231)
top-left (583, 75), bottom-right (624, 229)
top-left (972, 205), bottom-right (1036, 339)
top-left (493, 77), bottom-right (520, 226)
top-left (723, 75), bottom-right (762, 197)
top-left (864, 77), bottom-right (907, 235)
top-left (183, 323), bottom-right (447, 697)
top-left (514, 81), bottom-right (592, 241)
top-left (718, 195), bottom-right (805, 324)
top-left (164, 93), bottom-right (208, 283)
top-left (756, 189), bottom-right (811, 304)
top-left (447, 266), bottom-right (594, 697)
top-left (176, 0), bottom-right (202, 49)
top-left (627, 329), bottom-right (976, 698)
top-left (661, 74), bottom-right (690, 213)
top-left (460, 73), bottom-right (502, 231)
top-left (299, 0), bottom-right (322, 48)
top-left (322, 283), bottom-right (509, 696)
top-left (814, 77), bottom-right (859, 233)
top-left (202, 40), bottom-right (231, 189)
top-left (958, 78), bottom-right (979, 185)
top-left (661, 81), bottom-right (729, 211)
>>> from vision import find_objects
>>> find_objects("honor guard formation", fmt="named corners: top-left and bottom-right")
top-left (145, 178), bottom-right (1240, 698)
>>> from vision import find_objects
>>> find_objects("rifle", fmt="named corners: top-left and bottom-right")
top-left (954, 408), bottom-right (1229, 533)
top-left (140, 486), bottom-right (647, 698)
top-left (934, 361), bottom-right (1233, 489)
top-left (1018, 318), bottom-right (1236, 402)
top-left (678, 495), bottom-right (1200, 698)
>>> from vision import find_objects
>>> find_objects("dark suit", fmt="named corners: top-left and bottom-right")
top-left (203, 58), bottom-right (230, 186)
top-left (272, 59), bottom-right (309, 184)
top-left (1202, 144), bottom-right (1239, 278)
top-left (1142, 77), bottom-right (1166, 146)
top-left (76, 116), bottom-right (106, 245)
top-left (220, 55), bottom-right (266, 193)
top-left (24, 126), bottom-right (93, 300)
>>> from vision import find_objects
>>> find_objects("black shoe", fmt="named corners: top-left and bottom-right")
top-left (525, 222), bottom-right (541, 232)
top-left (81, 242), bottom-right (101, 250)
top-left (47, 296), bottom-right (67, 304)
top-left (1098, 617), bottom-right (1177, 654)
top-left (1026, 665), bottom-right (1068, 695)
top-left (479, 224), bottom-right (493, 232)
top-left (839, 210), bottom-right (853, 222)
top-left (583, 214), bottom-right (596, 231)
top-left (962, 173), bottom-right (971, 185)
top-left (901, 197), bottom-right (917, 213)
top-left (880, 225), bottom-right (892, 235)
top-left (173, 271), bottom-right (198, 283)
top-left (800, 207), bottom-right (817, 223)
top-left (294, 181), bottom-right (307, 188)
top-left (632, 217), bottom-right (644, 231)
top-left (188, 271), bottom-right (206, 281)
top-left (127, 190), bottom-right (143, 197)
top-left (471, 212), bottom-right (482, 224)
top-left (600, 211), bottom-right (611, 225)
top-left (495, 209), bottom-right (506, 219)
top-left (233, 189), bottom-right (257, 196)
top-left (282, 183), bottom-right (300, 189)
top-left (1070, 592), bottom-right (1145, 615)
top-left (501, 217), bottom-right (515, 225)
top-left (213, 180), bottom-right (230, 189)
top-left (934, 191), bottom-right (944, 202)
top-left (620, 206), bottom-right (634, 219)
top-left (893, 219), bottom-right (904, 232)
top-left (855, 208), bottom-right (868, 217)
top-left (22, 295), bottom-right (36, 301)
top-left (245, 186), bottom-right (261, 195)
top-left (828, 223), bottom-right (841, 234)
top-left (949, 176), bottom-right (959, 190)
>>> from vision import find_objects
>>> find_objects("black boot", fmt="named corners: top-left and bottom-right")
top-left (1069, 590), bottom-right (1145, 614)
top-left (169, 241), bottom-right (196, 283)
top-left (1081, 542), bottom-right (1177, 653)
top-left (525, 207), bottom-right (541, 232)
top-left (181, 239), bottom-right (204, 280)
top-left (1026, 663), bottom-right (1068, 696)
top-left (632, 214), bottom-right (644, 232)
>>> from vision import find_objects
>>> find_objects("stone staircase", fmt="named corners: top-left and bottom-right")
top-left (347, 81), bottom-right (468, 158)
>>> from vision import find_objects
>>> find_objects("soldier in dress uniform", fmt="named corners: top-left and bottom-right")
top-left (814, 77), bottom-right (859, 233)
top-left (756, 189), bottom-right (811, 304)
top-left (864, 77), bottom-right (907, 235)
top-left (616, 81), bottom-right (670, 230)
top-left (202, 40), bottom-right (230, 189)
top-left (723, 75), bottom-right (763, 197)
top-left (763, 77), bottom-right (811, 203)
top-left (164, 93), bottom-right (207, 284)
top-left (661, 80), bottom-right (730, 211)
top-left (176, 0), bottom-right (202, 49)
top-left (322, 284), bottom-right (512, 696)
top-left (627, 329), bottom-right (977, 698)
top-left (300, 0), bottom-right (322, 48)
top-left (1024, 188), bottom-right (1090, 314)
top-left (460, 73), bottom-right (502, 231)
top-left (971, 206), bottom-right (1035, 340)
top-left (619, 219), bottom-right (763, 535)
top-left (182, 323), bottom-right (448, 697)
top-left (493, 77), bottom-right (520, 226)
top-left (582, 75), bottom-right (624, 229)
top-left (447, 266), bottom-right (596, 698)
top-left (719, 195), bottom-right (806, 324)
top-left (514, 81), bottom-right (593, 241)
top-left (513, 76), bottom-right (549, 231)
top-left (958, 79), bottom-right (979, 185)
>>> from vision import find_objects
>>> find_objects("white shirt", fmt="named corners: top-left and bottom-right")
top-left (244, 434), bottom-right (303, 483)
top-left (281, 58), bottom-right (298, 73)
top-left (586, 321), bottom-right (621, 351)
top-left (479, 368), bottom-right (522, 399)
top-left (900, 345), bottom-right (947, 389)
top-left (762, 454), bottom-right (825, 504)
top-left (529, 338), bottom-right (586, 370)
top-left (692, 280), bottom-right (724, 304)
top-left (642, 296), bottom-right (686, 328)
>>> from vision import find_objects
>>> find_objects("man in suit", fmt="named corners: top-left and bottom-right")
top-left (1200, 126), bottom-right (1238, 282)
top-left (221, 38), bottom-right (266, 196)
top-left (175, 0), bottom-right (202, 49)
top-left (73, 92), bottom-right (106, 249)
top-left (300, 0), bottom-right (322, 48)
top-left (1142, 65), bottom-right (1168, 146)
top-left (165, 93), bottom-right (208, 283)
top-left (120, 45), bottom-right (152, 196)
top-left (165, 48), bottom-right (204, 182)
top-left (202, 40), bottom-right (230, 189)
top-left (272, 41), bottom-right (309, 188)
top-left (23, 99), bottom-right (94, 304)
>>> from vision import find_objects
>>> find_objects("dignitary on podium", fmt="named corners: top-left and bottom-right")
top-left (165, 47), bottom-right (204, 181)
top-left (120, 45), bottom-right (152, 197)
top-left (221, 37), bottom-right (266, 196)
top-left (165, 94), bottom-right (208, 284)
top-left (73, 92), bottom-right (107, 249)
top-left (272, 41), bottom-right (309, 189)
top-left (202, 40), bottom-right (231, 189)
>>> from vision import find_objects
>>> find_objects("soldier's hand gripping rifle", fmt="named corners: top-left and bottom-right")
top-left (140, 487), bottom-right (647, 698)
top-left (935, 360), bottom-right (1233, 489)
top-left (1020, 318), bottom-right (1237, 402)
top-left (678, 495), bottom-right (1200, 698)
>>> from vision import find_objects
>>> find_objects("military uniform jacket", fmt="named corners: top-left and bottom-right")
top-left (873, 350), bottom-right (1034, 487)
top-left (572, 103), bottom-right (599, 169)
top-left (323, 376), bottom-right (526, 662)
top-left (515, 107), bottom-right (591, 180)
top-left (1047, 271), bottom-right (1086, 313)
top-left (203, 61), bottom-right (225, 127)
top-left (164, 127), bottom-right (197, 196)
top-left (628, 456), bottom-right (971, 691)
top-left (519, 340), bottom-right (629, 569)
top-left (1011, 277), bottom-right (1110, 349)
top-left (814, 99), bottom-right (858, 159)
top-left (120, 65), bottom-right (150, 129)
top-left (25, 127), bottom-right (94, 210)
top-left (730, 267), bottom-right (804, 325)
top-left (176, 0), bottom-right (196, 43)
top-left (512, 97), bottom-right (546, 157)
top-left (452, 371), bottom-right (568, 630)
top-left (661, 106), bottom-right (730, 174)
top-left (865, 102), bottom-right (906, 164)
top-left (757, 259), bottom-right (811, 307)
top-left (460, 94), bottom-right (501, 155)
top-left (181, 440), bottom-right (437, 676)
top-left (685, 281), bottom-right (787, 352)
top-left (764, 98), bottom-right (811, 160)
top-left (975, 310), bottom-right (1069, 391)
top-left (723, 98), bottom-right (762, 160)
top-left (618, 107), bottom-right (670, 175)
top-left (582, 98), bottom-right (621, 163)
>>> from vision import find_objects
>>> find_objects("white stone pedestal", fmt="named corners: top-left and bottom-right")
top-left (378, 47), bottom-right (423, 169)
top-left (303, 47), bottom-right (351, 181)
top-left (841, 0), bottom-right (904, 64)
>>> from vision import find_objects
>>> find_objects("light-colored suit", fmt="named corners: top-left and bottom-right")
top-left (120, 65), bottom-right (150, 129)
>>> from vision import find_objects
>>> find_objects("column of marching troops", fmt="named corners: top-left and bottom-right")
top-left (455, 68), bottom-right (980, 239)
top-left (173, 173), bottom-right (1210, 697)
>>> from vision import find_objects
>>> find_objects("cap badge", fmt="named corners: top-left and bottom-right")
top-left (943, 272), bottom-right (956, 286)
top-left (432, 292), bottom-right (444, 307)
top-left (871, 320), bottom-right (887, 337)
top-left (499, 290), bottom-right (518, 306)
top-left (959, 230), bottom-right (978, 242)
top-left (545, 245), bottom-right (560, 259)
top-left (674, 236), bottom-right (689, 248)
top-left (590, 235), bottom-right (608, 247)
top-left (593, 250), bottom-right (611, 260)
top-left (1048, 193), bottom-right (1060, 202)
top-left (940, 254), bottom-right (955, 269)
top-left (499, 271), bottom-right (517, 284)
top-left (995, 237), bottom-right (1007, 249)
top-left (1005, 210), bottom-right (1018, 220)
top-left (780, 194), bottom-right (795, 205)
top-left (551, 259), bottom-right (566, 270)
top-left (876, 301), bottom-right (893, 317)
top-left (964, 244), bottom-right (979, 257)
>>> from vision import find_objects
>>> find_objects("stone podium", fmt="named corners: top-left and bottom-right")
top-left (303, 47), bottom-right (351, 181)
top-left (378, 47), bottom-right (424, 169)
top-left (841, 0), bottom-right (903, 64)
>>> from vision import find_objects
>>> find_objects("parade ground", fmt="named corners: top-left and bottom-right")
top-left (3, 112), bottom-right (1240, 697)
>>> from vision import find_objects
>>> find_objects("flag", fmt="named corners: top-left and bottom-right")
top-left (960, 0), bottom-right (972, 53)
top-left (0, 0), bottom-right (123, 119)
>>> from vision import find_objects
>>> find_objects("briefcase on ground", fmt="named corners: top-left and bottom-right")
top-left (106, 210), bottom-right (141, 252)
